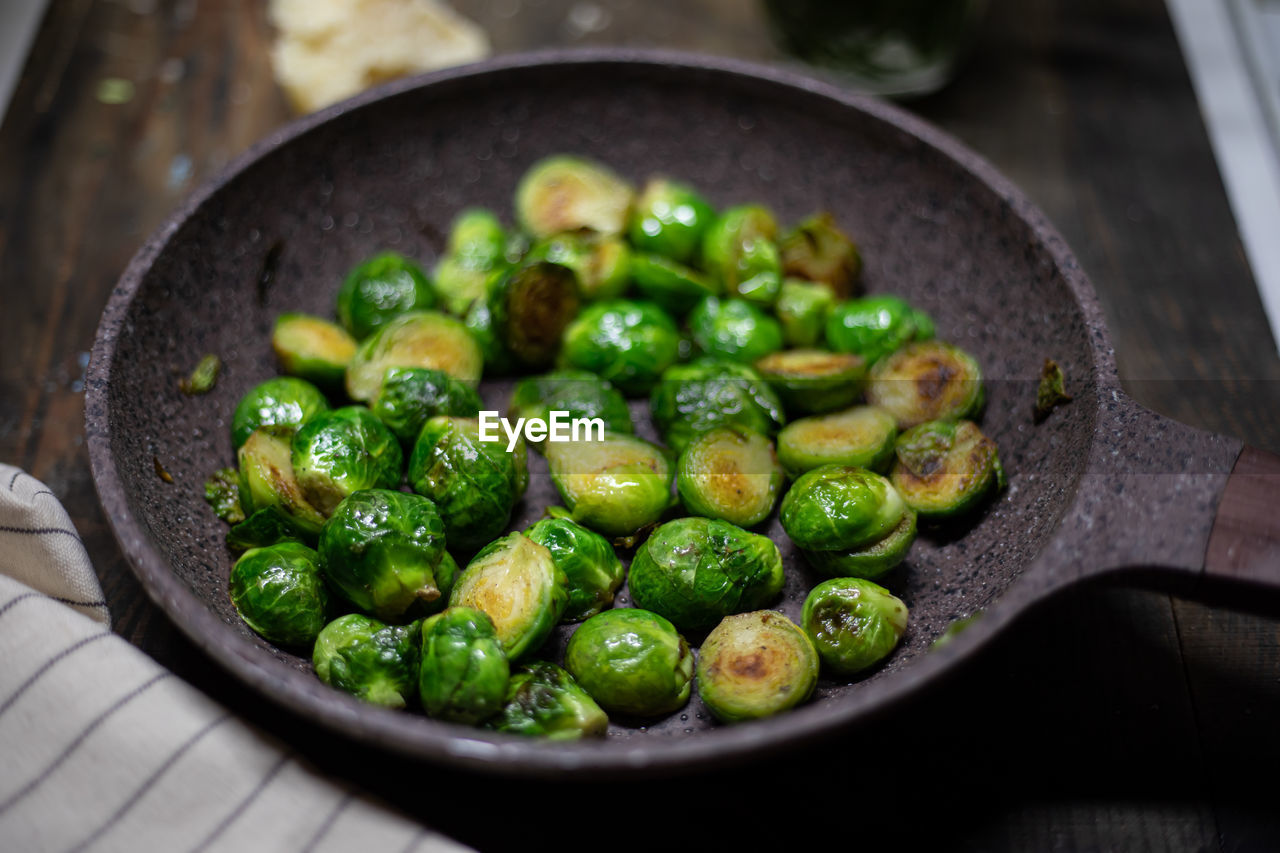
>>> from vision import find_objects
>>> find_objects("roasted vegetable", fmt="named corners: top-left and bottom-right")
top-left (689, 296), bottom-right (784, 364)
top-left (230, 376), bottom-right (329, 449)
top-left (866, 340), bottom-right (984, 429)
top-left (318, 489), bottom-right (448, 620)
top-left (271, 313), bottom-right (357, 387)
top-left (628, 516), bottom-right (785, 633)
top-left (507, 369), bottom-right (633, 447)
top-left (526, 232), bottom-right (631, 302)
top-left (229, 542), bottom-right (329, 647)
top-left (418, 606), bottom-right (510, 724)
top-left (486, 261), bottom-right (580, 370)
top-left (434, 208), bottom-right (509, 315)
top-left (225, 507), bottom-right (308, 552)
top-left (544, 431), bottom-right (673, 538)
top-left (825, 295), bottom-right (934, 365)
top-left (696, 611), bottom-right (818, 723)
top-left (778, 212), bottom-right (861, 296)
top-left (525, 515), bottom-right (624, 622)
top-left (204, 467), bottom-right (244, 524)
top-left (449, 532), bottom-right (568, 660)
top-left (371, 366), bottom-right (483, 447)
top-left (754, 348), bottom-right (866, 415)
top-left (236, 427), bottom-right (327, 537)
top-left (488, 661), bottom-right (609, 739)
top-left (676, 426), bottom-right (783, 527)
top-left (559, 299), bottom-right (682, 396)
top-left (313, 614), bottom-right (421, 709)
top-left (801, 578), bottom-right (908, 675)
top-left (565, 608), bottom-right (692, 717)
top-left (336, 251), bottom-right (436, 340)
top-left (649, 358), bottom-right (785, 454)
top-left (291, 406), bottom-right (403, 515)
top-left (890, 419), bottom-right (1003, 518)
top-left (775, 405), bottom-right (898, 478)
top-left (345, 310), bottom-right (484, 402)
top-left (630, 253), bottom-right (719, 316)
top-left (515, 155), bottom-right (634, 238)
top-left (774, 278), bottom-right (837, 348)
top-left (627, 177), bottom-right (716, 263)
top-left (463, 293), bottom-right (516, 377)
top-left (701, 204), bottom-right (782, 305)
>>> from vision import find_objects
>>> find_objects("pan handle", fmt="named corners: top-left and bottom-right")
top-left (1199, 445), bottom-right (1280, 606)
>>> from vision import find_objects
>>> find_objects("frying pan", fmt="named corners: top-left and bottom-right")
top-left (85, 50), bottom-right (1280, 777)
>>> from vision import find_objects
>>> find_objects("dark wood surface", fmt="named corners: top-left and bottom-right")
top-left (3, 0), bottom-right (1279, 849)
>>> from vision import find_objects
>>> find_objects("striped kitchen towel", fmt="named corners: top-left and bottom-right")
top-left (0, 464), bottom-right (469, 853)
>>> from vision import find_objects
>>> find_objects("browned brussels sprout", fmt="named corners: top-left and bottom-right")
top-left (867, 340), bottom-right (984, 428)
top-left (778, 212), bottom-right (862, 297)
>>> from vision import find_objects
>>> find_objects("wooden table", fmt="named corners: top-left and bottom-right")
top-left (4, 0), bottom-right (1279, 848)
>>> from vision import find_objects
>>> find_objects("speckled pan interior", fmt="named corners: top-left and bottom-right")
top-left (87, 52), bottom-right (1148, 776)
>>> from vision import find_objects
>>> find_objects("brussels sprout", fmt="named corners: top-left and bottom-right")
top-left (689, 296), bottom-right (784, 364)
top-left (486, 261), bottom-right (580, 369)
top-left (508, 369), bottom-right (632, 448)
top-left (313, 614), bottom-right (421, 709)
top-left (435, 255), bottom-right (496, 319)
top-left (488, 661), bottom-right (609, 739)
top-left (801, 578), bottom-right (908, 675)
top-left (291, 407), bottom-right (403, 516)
top-left (432, 209), bottom-right (510, 314)
top-left (526, 232), bottom-right (631, 302)
top-left (775, 278), bottom-right (837, 348)
top-left (371, 366), bottom-right (483, 447)
top-left (890, 419), bottom-right (1002, 518)
top-left (336, 251), bottom-right (436, 340)
top-left (205, 467), bottom-right (244, 524)
top-left (696, 611), bottom-right (819, 723)
top-left (449, 532), bottom-right (568, 660)
top-left (226, 507), bottom-right (308, 552)
top-left (701, 204), bottom-right (782, 305)
top-left (237, 427), bottom-right (327, 536)
top-left (230, 376), bottom-right (329, 450)
top-left (775, 405), bottom-right (898, 479)
top-left (866, 340), bottom-right (985, 428)
top-left (418, 606), bottom-right (510, 724)
top-left (627, 177), bottom-right (716, 263)
top-left (630, 253), bottom-right (720, 316)
top-left (649, 358), bottom-right (785, 454)
top-left (543, 431), bottom-right (674, 538)
top-left (754, 348), bottom-right (866, 415)
top-left (229, 542), bottom-right (329, 647)
top-left (565, 608), bottom-right (692, 717)
top-left (525, 515), bottom-right (624, 622)
top-left (408, 416), bottom-right (528, 551)
top-left (805, 506), bottom-right (916, 579)
top-left (559, 300), bottom-right (681, 396)
top-left (345, 310), bottom-right (484, 402)
top-left (825, 295), bottom-right (934, 365)
top-left (778, 212), bottom-right (862, 296)
top-left (463, 293), bottom-right (516, 377)
top-left (271, 313), bottom-right (358, 387)
top-left (318, 489), bottom-right (448, 620)
top-left (515, 155), bottom-right (635, 238)
top-left (676, 427), bottom-right (783, 528)
top-left (780, 465), bottom-right (906, 552)
top-left (629, 516), bottom-right (785, 633)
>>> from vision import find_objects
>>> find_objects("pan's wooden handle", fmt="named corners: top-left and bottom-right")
top-left (1203, 446), bottom-right (1280, 599)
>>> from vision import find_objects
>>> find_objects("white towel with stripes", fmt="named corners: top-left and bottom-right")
top-left (0, 465), bottom-right (469, 853)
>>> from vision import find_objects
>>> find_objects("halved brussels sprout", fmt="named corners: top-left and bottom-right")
top-left (515, 155), bottom-right (634, 238)
top-left (559, 299), bottom-right (681, 396)
top-left (291, 407), bottom-right (403, 516)
top-left (226, 506), bottom-right (308, 552)
top-left (508, 369), bottom-right (633, 448)
top-left (525, 515), bottom-right (624, 622)
top-left (318, 489), bottom-right (448, 620)
top-left (649, 358), bottom-right (785, 454)
top-left (627, 177), bottom-right (716, 263)
top-left (775, 278), bottom-right (837, 348)
top-left (825, 295), bottom-right (934, 365)
top-left (701, 204), bottom-right (782, 305)
top-left (630, 253), bottom-right (719, 316)
top-left (801, 578), bottom-right (908, 675)
top-left (237, 427), bottom-right (326, 537)
top-left (696, 611), bottom-right (819, 723)
top-left (890, 419), bottom-right (1002, 518)
top-left (628, 516), bottom-right (785, 633)
top-left (433, 208), bottom-right (509, 315)
top-left (313, 614), bottom-right (421, 709)
top-left (449, 532), bottom-right (568, 660)
top-left (345, 310), bottom-right (484, 402)
top-left (802, 507), bottom-right (917, 579)
top-left (230, 376), bottom-right (329, 449)
top-left (779, 465), bottom-right (906, 552)
top-left (271, 313), bottom-right (358, 387)
top-left (418, 606), bottom-right (510, 724)
top-left (565, 608), bottom-right (692, 717)
top-left (435, 256), bottom-right (496, 319)
top-left (754, 348), bottom-right (866, 415)
top-left (229, 542), bottom-right (329, 647)
top-left (543, 431), bottom-right (673, 539)
top-left (676, 427), bottom-right (783, 528)
top-left (526, 232), bottom-right (631, 302)
top-left (689, 296), bottom-right (784, 364)
top-left (205, 467), bottom-right (244, 524)
top-left (372, 366), bottom-right (483, 447)
top-left (487, 261), bottom-right (581, 370)
top-left (778, 212), bottom-right (862, 297)
top-left (866, 340), bottom-right (985, 428)
top-left (464, 292), bottom-right (516, 377)
top-left (488, 661), bottom-right (609, 739)
top-left (775, 405), bottom-right (898, 479)
top-left (408, 416), bottom-right (527, 552)
top-left (336, 251), bottom-right (436, 340)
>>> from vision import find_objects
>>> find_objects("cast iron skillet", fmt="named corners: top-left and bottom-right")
top-left (86, 50), bottom-right (1280, 777)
